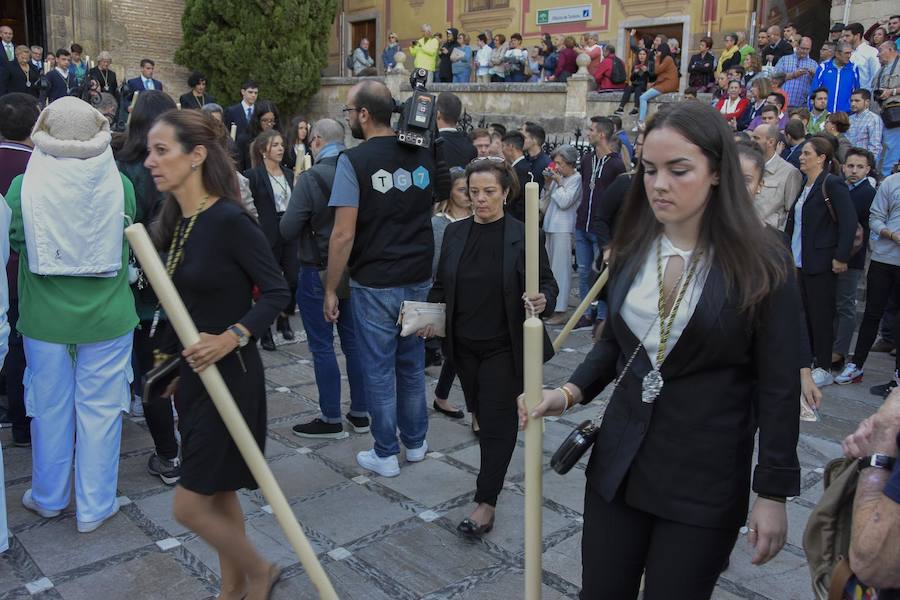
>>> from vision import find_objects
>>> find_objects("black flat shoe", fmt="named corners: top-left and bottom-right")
top-left (433, 400), bottom-right (464, 419)
top-left (457, 516), bottom-right (494, 537)
top-left (261, 329), bottom-right (277, 352)
top-left (276, 315), bottom-right (295, 340)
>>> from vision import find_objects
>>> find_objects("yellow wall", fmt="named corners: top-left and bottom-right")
top-left (330, 0), bottom-right (757, 72)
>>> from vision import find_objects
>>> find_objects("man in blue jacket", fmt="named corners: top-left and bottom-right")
top-left (812, 41), bottom-right (861, 113)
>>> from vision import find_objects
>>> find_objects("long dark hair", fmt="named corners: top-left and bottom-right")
top-left (116, 90), bottom-right (177, 163)
top-left (247, 100), bottom-right (280, 140)
top-left (610, 102), bottom-right (789, 314)
top-left (284, 115), bottom-right (309, 149)
top-left (150, 110), bottom-right (241, 250)
top-left (250, 129), bottom-right (283, 169)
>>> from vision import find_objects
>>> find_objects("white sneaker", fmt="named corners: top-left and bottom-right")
top-left (22, 489), bottom-right (61, 518)
top-left (835, 362), bottom-right (864, 385)
top-left (131, 396), bottom-right (144, 417)
top-left (811, 367), bottom-right (834, 387)
top-left (356, 449), bottom-right (400, 477)
top-left (405, 440), bottom-right (428, 462)
top-left (77, 500), bottom-right (120, 533)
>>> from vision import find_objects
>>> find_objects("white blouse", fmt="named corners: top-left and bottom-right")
top-left (620, 235), bottom-right (710, 368)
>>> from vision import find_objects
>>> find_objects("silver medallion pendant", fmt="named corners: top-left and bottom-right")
top-left (641, 369), bottom-right (664, 404)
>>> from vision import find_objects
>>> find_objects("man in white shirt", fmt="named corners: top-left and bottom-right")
top-left (0, 26), bottom-right (14, 67)
top-left (125, 58), bottom-right (162, 93)
top-left (843, 23), bottom-right (881, 89)
top-left (29, 46), bottom-right (43, 72)
top-left (751, 123), bottom-right (802, 229)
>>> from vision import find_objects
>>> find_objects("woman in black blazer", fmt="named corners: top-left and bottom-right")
top-left (0, 46), bottom-right (41, 98)
top-left (783, 136), bottom-right (856, 383)
top-left (178, 71), bottom-right (214, 110)
top-left (521, 102), bottom-right (801, 599)
top-left (282, 115), bottom-right (312, 172)
top-left (244, 129), bottom-right (299, 349)
top-left (87, 52), bottom-right (118, 99)
top-left (426, 159), bottom-right (558, 537)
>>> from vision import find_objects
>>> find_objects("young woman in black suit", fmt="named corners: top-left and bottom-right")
top-left (783, 135), bottom-right (857, 385)
top-left (178, 71), bottom-right (215, 110)
top-left (520, 102), bottom-right (802, 599)
top-left (244, 129), bottom-right (299, 349)
top-left (424, 159), bottom-right (558, 536)
top-left (281, 115), bottom-right (312, 172)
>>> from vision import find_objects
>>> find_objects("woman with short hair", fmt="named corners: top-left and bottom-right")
top-left (87, 51), bottom-right (118, 98)
top-left (0, 45), bottom-right (40, 98)
top-left (542, 144), bottom-right (582, 325)
top-left (426, 158), bottom-right (557, 537)
top-left (179, 71), bottom-right (214, 110)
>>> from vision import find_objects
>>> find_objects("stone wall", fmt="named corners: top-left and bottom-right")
top-left (306, 73), bottom-right (679, 142)
top-left (830, 0), bottom-right (895, 28)
top-left (43, 0), bottom-right (189, 97)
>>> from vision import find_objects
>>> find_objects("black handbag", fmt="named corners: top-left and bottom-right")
top-left (882, 104), bottom-right (900, 129)
top-left (142, 355), bottom-right (180, 402)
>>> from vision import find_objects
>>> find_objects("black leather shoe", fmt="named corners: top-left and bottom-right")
top-left (457, 516), bottom-right (494, 537)
top-left (277, 315), bottom-right (295, 340)
top-left (261, 329), bottom-right (277, 351)
top-left (433, 400), bottom-right (464, 419)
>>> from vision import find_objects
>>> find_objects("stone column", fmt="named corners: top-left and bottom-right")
top-left (565, 53), bottom-right (591, 119)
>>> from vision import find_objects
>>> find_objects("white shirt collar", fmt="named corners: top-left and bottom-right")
top-left (511, 155), bottom-right (526, 167)
top-left (438, 127), bottom-right (457, 132)
top-left (241, 100), bottom-right (254, 112)
top-left (55, 66), bottom-right (68, 77)
top-left (660, 234), bottom-right (696, 261)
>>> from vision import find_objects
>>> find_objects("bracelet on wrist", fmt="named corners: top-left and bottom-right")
top-left (557, 385), bottom-right (575, 416)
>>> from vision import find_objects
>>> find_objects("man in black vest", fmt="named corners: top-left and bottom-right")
top-left (435, 91), bottom-right (476, 169)
top-left (325, 80), bottom-right (447, 478)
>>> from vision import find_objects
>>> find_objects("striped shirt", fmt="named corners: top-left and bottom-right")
top-left (847, 109), bottom-right (883, 162)
top-left (774, 54), bottom-right (818, 107)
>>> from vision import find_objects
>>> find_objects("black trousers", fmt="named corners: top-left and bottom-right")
top-left (581, 485), bottom-right (738, 600)
top-left (798, 269), bottom-right (837, 369)
top-left (1, 298), bottom-right (29, 443)
top-left (434, 360), bottom-right (457, 404)
top-left (853, 261), bottom-right (900, 371)
top-left (618, 82), bottom-right (647, 107)
top-left (134, 320), bottom-right (179, 460)
top-left (273, 214), bottom-right (299, 315)
top-left (454, 335), bottom-right (520, 506)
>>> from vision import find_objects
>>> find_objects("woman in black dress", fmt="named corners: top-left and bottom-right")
top-left (244, 129), bottom-right (298, 348)
top-left (425, 159), bottom-right (557, 536)
top-left (0, 45), bottom-right (41, 98)
top-left (521, 102), bottom-right (801, 599)
top-left (146, 109), bottom-right (289, 599)
top-left (178, 71), bottom-right (215, 110)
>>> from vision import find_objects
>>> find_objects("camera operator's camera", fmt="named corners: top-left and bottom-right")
top-left (395, 68), bottom-right (437, 150)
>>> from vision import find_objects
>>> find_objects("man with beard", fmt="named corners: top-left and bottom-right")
top-left (324, 80), bottom-right (449, 478)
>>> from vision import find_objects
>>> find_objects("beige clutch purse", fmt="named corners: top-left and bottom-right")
top-left (397, 301), bottom-right (446, 337)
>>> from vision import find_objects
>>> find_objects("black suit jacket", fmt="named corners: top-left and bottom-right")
top-left (0, 62), bottom-right (40, 97)
top-left (224, 103), bottom-right (253, 138)
top-left (438, 129), bottom-right (477, 169)
top-left (569, 255), bottom-right (802, 529)
top-left (46, 69), bottom-right (75, 103)
top-left (428, 216), bottom-right (558, 378)
top-left (244, 165), bottom-right (294, 247)
top-left (88, 67), bottom-right (118, 97)
top-left (178, 92), bottom-right (215, 110)
top-left (783, 172), bottom-right (857, 275)
top-left (847, 179), bottom-right (877, 270)
top-left (507, 157), bottom-right (532, 223)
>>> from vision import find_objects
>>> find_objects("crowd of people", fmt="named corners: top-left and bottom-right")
top-left (0, 15), bottom-right (900, 600)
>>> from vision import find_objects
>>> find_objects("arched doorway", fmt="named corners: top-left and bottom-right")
top-left (0, 0), bottom-right (45, 50)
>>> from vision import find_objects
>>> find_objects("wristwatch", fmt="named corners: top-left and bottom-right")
top-left (228, 325), bottom-right (249, 348)
top-left (858, 454), bottom-right (896, 472)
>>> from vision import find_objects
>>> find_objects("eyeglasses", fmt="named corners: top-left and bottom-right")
top-left (469, 156), bottom-right (506, 165)
top-left (260, 118), bottom-right (276, 125)
top-left (341, 105), bottom-right (362, 113)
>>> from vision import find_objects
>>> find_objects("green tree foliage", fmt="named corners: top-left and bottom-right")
top-left (176, 0), bottom-right (337, 116)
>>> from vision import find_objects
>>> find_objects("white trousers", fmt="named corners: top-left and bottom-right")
top-left (23, 331), bottom-right (133, 523)
top-left (546, 232), bottom-right (573, 313)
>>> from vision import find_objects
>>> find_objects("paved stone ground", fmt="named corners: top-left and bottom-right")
top-left (0, 307), bottom-right (891, 600)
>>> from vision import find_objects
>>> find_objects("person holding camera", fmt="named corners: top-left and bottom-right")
top-left (519, 102), bottom-right (801, 599)
top-left (324, 80), bottom-right (449, 477)
top-left (541, 144), bottom-right (582, 325)
top-left (410, 25), bottom-right (439, 84)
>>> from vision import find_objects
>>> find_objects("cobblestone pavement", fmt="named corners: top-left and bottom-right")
top-left (0, 311), bottom-right (891, 599)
